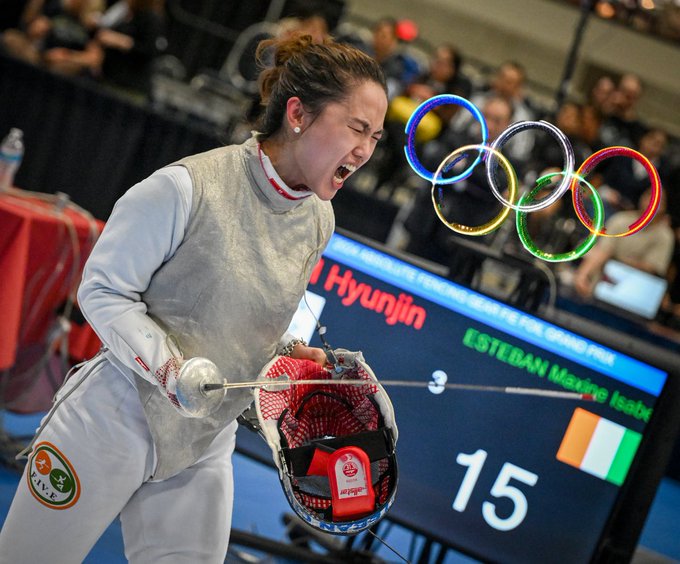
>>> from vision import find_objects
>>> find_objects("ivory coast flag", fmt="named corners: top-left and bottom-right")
top-left (556, 408), bottom-right (642, 486)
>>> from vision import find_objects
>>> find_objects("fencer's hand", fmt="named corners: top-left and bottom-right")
top-left (151, 356), bottom-right (195, 417)
top-left (289, 344), bottom-right (327, 367)
top-left (154, 356), bottom-right (223, 418)
top-left (173, 357), bottom-right (225, 418)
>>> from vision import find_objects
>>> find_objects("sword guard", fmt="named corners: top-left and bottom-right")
top-left (175, 357), bottom-right (226, 417)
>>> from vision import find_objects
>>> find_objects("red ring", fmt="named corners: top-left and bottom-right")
top-left (569, 146), bottom-right (662, 237)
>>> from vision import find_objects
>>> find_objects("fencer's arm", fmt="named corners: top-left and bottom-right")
top-left (276, 332), bottom-right (300, 355)
top-left (276, 333), bottom-right (327, 366)
top-left (78, 166), bottom-right (192, 390)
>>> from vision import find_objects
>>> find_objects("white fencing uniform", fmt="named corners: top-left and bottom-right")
top-left (0, 356), bottom-right (237, 563)
top-left (0, 135), bottom-right (333, 562)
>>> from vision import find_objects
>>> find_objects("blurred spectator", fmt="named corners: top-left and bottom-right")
top-left (452, 60), bottom-right (536, 170)
top-left (87, 0), bottom-right (166, 94)
top-left (278, 7), bottom-right (330, 44)
top-left (657, 3), bottom-right (680, 42)
top-left (1, 0), bottom-right (103, 72)
top-left (372, 43), bottom-right (471, 192)
top-left (599, 73), bottom-right (646, 147)
top-left (2, 0), bottom-right (166, 94)
top-left (661, 257), bottom-right (680, 330)
top-left (587, 75), bottom-right (616, 116)
top-left (235, 9), bottom-right (331, 98)
top-left (487, 61), bottom-right (532, 117)
top-left (524, 101), bottom-right (591, 185)
top-left (403, 95), bottom-right (515, 284)
top-left (573, 189), bottom-right (674, 298)
top-left (511, 167), bottom-right (578, 258)
top-left (368, 17), bottom-right (419, 100)
top-left (584, 0), bottom-right (680, 43)
top-left (385, 42), bottom-right (472, 140)
top-left (517, 102), bottom-right (592, 263)
top-left (615, 74), bottom-right (643, 119)
top-left (580, 104), bottom-right (606, 152)
top-left (599, 127), bottom-right (672, 214)
top-left (405, 43), bottom-right (472, 108)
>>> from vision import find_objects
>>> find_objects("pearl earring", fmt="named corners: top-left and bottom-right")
top-left (293, 126), bottom-right (301, 134)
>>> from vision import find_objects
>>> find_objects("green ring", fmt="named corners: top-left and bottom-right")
top-left (516, 172), bottom-right (604, 263)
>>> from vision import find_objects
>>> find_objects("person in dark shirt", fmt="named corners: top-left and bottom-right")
top-left (600, 127), bottom-right (672, 213)
top-left (1, 0), bottom-right (102, 71)
top-left (92, 0), bottom-right (165, 93)
top-left (372, 43), bottom-right (472, 193)
top-left (599, 73), bottom-right (647, 148)
top-left (404, 95), bottom-right (515, 285)
top-left (522, 101), bottom-right (593, 190)
top-left (369, 17), bottom-right (420, 100)
top-left (405, 43), bottom-right (472, 108)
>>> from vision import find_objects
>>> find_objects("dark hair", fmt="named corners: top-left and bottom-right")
top-left (256, 34), bottom-right (387, 139)
top-left (437, 43), bottom-right (463, 74)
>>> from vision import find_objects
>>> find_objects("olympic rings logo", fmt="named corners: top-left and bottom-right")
top-left (403, 95), bottom-right (663, 263)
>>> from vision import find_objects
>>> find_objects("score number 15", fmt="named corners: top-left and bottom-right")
top-left (453, 449), bottom-right (538, 532)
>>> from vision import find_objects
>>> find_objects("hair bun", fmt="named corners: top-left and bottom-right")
top-left (258, 33), bottom-right (316, 70)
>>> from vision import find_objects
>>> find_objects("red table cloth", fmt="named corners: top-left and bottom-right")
top-left (0, 189), bottom-right (103, 410)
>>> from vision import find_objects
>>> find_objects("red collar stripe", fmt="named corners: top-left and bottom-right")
top-left (258, 144), bottom-right (309, 201)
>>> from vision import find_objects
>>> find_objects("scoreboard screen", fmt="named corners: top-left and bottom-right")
top-left (281, 230), bottom-right (680, 564)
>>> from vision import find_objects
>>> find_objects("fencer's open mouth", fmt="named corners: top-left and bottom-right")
top-left (333, 163), bottom-right (357, 184)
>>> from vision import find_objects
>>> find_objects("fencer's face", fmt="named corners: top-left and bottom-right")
top-left (291, 81), bottom-right (387, 201)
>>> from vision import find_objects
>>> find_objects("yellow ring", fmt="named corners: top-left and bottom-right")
top-left (431, 144), bottom-right (518, 236)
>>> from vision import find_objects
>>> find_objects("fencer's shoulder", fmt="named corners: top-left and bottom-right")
top-left (171, 143), bottom-right (249, 199)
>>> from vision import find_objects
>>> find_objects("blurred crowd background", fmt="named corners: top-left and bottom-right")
top-left (2, 0), bottom-right (680, 346)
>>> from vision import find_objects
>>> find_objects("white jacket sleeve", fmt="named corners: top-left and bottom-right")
top-left (77, 166), bottom-right (192, 398)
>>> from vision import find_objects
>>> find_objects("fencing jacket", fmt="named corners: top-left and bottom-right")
top-left (78, 135), bottom-right (334, 479)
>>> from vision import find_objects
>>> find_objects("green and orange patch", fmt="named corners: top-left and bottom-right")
top-left (27, 442), bottom-right (81, 509)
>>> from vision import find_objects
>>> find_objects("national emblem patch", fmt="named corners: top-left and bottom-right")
top-left (27, 442), bottom-right (81, 509)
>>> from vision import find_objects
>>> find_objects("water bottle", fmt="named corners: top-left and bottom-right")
top-left (0, 128), bottom-right (25, 192)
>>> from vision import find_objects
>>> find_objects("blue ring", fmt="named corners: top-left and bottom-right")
top-left (404, 94), bottom-right (488, 184)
